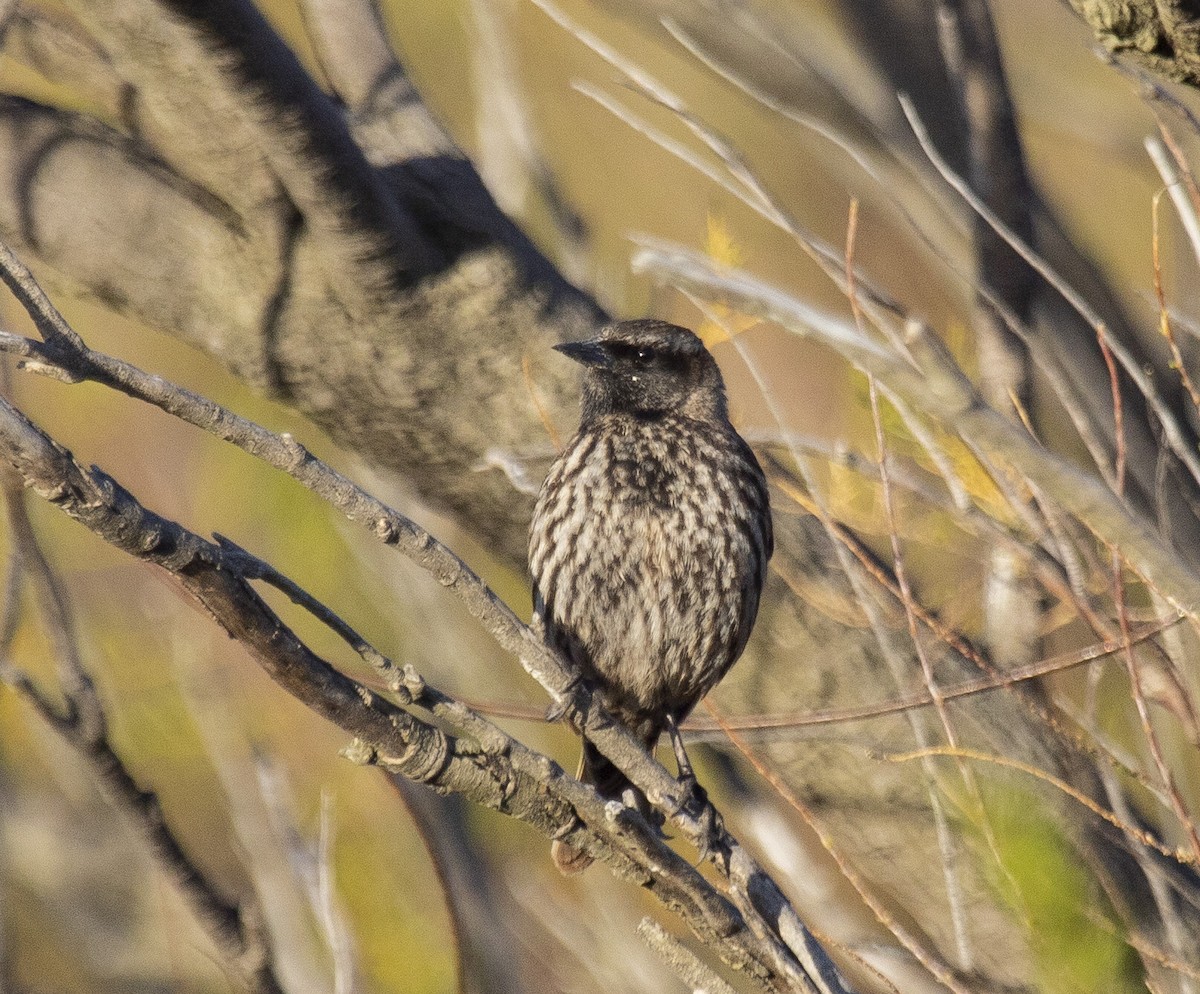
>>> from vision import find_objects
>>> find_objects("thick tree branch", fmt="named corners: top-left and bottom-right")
top-left (0, 0), bottom-right (605, 561)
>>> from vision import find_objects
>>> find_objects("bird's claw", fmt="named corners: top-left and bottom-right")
top-left (675, 773), bottom-right (722, 863)
top-left (622, 786), bottom-right (669, 839)
top-left (544, 674), bottom-right (583, 724)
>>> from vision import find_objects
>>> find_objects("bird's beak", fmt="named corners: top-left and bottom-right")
top-left (554, 339), bottom-right (609, 368)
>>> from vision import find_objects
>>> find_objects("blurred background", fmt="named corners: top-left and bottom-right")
top-left (0, 1), bottom-right (1198, 992)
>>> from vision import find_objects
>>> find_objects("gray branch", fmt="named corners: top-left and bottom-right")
top-left (0, 0), bottom-right (604, 560)
top-left (0, 386), bottom-right (811, 989)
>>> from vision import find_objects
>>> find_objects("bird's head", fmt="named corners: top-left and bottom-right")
top-left (555, 320), bottom-right (728, 424)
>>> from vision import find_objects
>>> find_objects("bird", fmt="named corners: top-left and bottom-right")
top-left (528, 318), bottom-right (773, 873)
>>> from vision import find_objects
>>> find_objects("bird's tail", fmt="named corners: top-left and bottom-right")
top-left (551, 741), bottom-right (649, 874)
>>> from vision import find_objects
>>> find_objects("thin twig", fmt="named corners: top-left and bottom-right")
top-left (522, 352), bottom-right (562, 450)
top-left (1088, 910), bottom-right (1200, 982)
top-left (899, 93), bottom-right (1200, 493)
top-left (1148, 181), bottom-right (1200, 415)
top-left (707, 702), bottom-right (977, 994)
top-left (868, 379), bottom-right (960, 748)
top-left (852, 203), bottom-right (978, 961)
top-left (1147, 132), bottom-right (1200, 274)
top-left (534, 0), bottom-right (908, 355)
top-left (1095, 326), bottom-right (1127, 498)
top-left (0, 243), bottom-right (86, 351)
top-left (868, 375), bottom-right (979, 968)
top-left (637, 918), bottom-right (739, 994)
top-left (1113, 548), bottom-right (1200, 867)
top-left (659, 15), bottom-right (970, 242)
top-left (1099, 292), bottom-right (1200, 857)
top-left (659, 21), bottom-right (1119, 502)
top-left (766, 451), bottom-right (1183, 808)
top-left (460, 613), bottom-right (1181, 735)
top-left (387, 779), bottom-right (468, 994)
top-left (881, 746), bottom-right (1195, 867)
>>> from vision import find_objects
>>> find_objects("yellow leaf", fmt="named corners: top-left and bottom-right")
top-left (698, 214), bottom-right (761, 346)
top-left (705, 214), bottom-right (743, 270)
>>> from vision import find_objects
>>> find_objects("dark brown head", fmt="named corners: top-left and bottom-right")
top-left (555, 319), bottom-right (728, 426)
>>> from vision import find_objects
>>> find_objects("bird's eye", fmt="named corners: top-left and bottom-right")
top-left (608, 342), bottom-right (652, 363)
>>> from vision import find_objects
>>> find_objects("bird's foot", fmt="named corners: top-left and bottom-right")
top-left (671, 771), bottom-right (722, 863)
top-left (622, 785), bottom-right (669, 839)
top-left (664, 713), bottom-right (710, 807)
top-left (689, 785), bottom-right (724, 865)
top-left (544, 674), bottom-right (583, 724)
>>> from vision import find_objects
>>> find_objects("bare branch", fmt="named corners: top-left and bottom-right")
top-left (898, 93), bottom-right (1200, 496)
top-left (0, 472), bottom-right (285, 994)
top-left (0, 240), bottom-right (860, 993)
top-left (0, 387), bottom-right (801, 986)
top-left (886, 746), bottom-right (1194, 869)
top-left (637, 918), bottom-right (739, 994)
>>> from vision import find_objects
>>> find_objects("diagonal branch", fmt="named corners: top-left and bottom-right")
top-left (0, 388), bottom-right (799, 988)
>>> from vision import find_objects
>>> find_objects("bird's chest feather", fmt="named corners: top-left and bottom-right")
top-left (605, 428), bottom-right (685, 507)
top-left (573, 420), bottom-right (722, 552)
top-left (531, 417), bottom-right (754, 714)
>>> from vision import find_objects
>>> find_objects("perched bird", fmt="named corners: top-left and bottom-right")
top-left (529, 318), bottom-right (773, 873)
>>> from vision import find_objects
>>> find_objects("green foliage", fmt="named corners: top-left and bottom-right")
top-left (986, 784), bottom-right (1141, 994)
